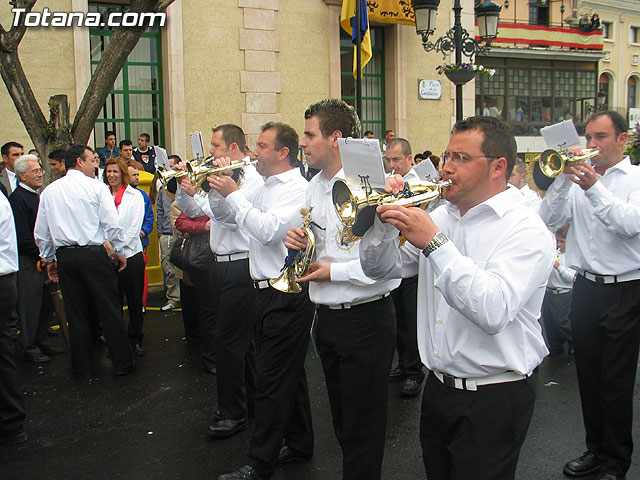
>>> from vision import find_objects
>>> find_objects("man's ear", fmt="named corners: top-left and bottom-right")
top-left (492, 156), bottom-right (508, 180)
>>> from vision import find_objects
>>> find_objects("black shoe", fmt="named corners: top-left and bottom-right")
top-left (203, 365), bottom-right (217, 375)
top-left (598, 474), bottom-right (626, 480)
top-left (277, 444), bottom-right (312, 464)
top-left (26, 353), bottom-right (51, 364)
top-left (113, 362), bottom-right (137, 376)
top-left (40, 346), bottom-right (64, 355)
top-left (94, 335), bottom-right (107, 346)
top-left (47, 327), bottom-right (58, 337)
top-left (218, 465), bottom-right (267, 480)
top-left (134, 344), bottom-right (146, 356)
top-left (0, 431), bottom-right (27, 445)
top-left (563, 452), bottom-right (600, 477)
top-left (208, 418), bottom-right (248, 438)
top-left (389, 366), bottom-right (405, 382)
top-left (401, 377), bottom-right (423, 397)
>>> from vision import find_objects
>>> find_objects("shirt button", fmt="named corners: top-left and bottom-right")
top-left (438, 319), bottom-right (444, 324)
top-left (435, 352), bottom-right (440, 358)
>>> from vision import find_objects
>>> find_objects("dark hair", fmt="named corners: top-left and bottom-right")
top-left (304, 98), bottom-right (361, 139)
top-left (105, 131), bottom-right (116, 139)
top-left (168, 154), bottom-right (182, 166)
top-left (262, 122), bottom-right (299, 166)
top-left (513, 158), bottom-right (527, 175)
top-left (104, 157), bottom-right (131, 186)
top-left (387, 138), bottom-right (412, 156)
top-left (414, 153), bottom-right (426, 162)
top-left (212, 124), bottom-right (247, 153)
top-left (423, 150), bottom-right (433, 157)
top-left (429, 154), bottom-right (441, 170)
top-left (450, 116), bottom-right (517, 180)
top-left (555, 224), bottom-right (570, 239)
top-left (48, 149), bottom-right (66, 161)
top-left (363, 130), bottom-right (374, 137)
top-left (1, 141), bottom-right (23, 157)
top-left (138, 133), bottom-right (150, 142)
top-left (119, 139), bottom-right (133, 150)
top-left (587, 110), bottom-right (628, 137)
top-left (64, 145), bottom-right (92, 170)
top-left (384, 129), bottom-right (394, 135)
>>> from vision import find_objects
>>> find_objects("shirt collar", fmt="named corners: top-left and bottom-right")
top-left (603, 156), bottom-right (634, 176)
top-left (266, 167), bottom-right (303, 185)
top-left (18, 183), bottom-right (38, 194)
top-left (446, 185), bottom-right (519, 220)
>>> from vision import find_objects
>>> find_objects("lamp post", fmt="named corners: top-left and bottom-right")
top-left (413, 0), bottom-right (501, 121)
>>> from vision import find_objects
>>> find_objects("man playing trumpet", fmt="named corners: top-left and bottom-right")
top-left (540, 111), bottom-right (640, 480)
top-left (286, 99), bottom-right (399, 480)
top-left (359, 116), bottom-right (555, 480)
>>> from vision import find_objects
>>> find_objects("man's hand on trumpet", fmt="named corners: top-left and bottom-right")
top-left (208, 173), bottom-right (238, 197)
top-left (565, 163), bottom-right (598, 191)
top-left (284, 227), bottom-right (330, 283)
top-left (376, 175), bottom-right (440, 250)
top-left (179, 176), bottom-right (196, 197)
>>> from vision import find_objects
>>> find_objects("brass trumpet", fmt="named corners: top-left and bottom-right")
top-left (157, 157), bottom-right (256, 190)
top-left (332, 179), bottom-right (451, 239)
top-left (526, 148), bottom-right (600, 195)
top-left (270, 207), bottom-right (316, 294)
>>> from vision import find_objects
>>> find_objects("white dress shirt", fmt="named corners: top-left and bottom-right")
top-left (306, 169), bottom-right (399, 306)
top-left (548, 251), bottom-right (576, 291)
top-left (34, 169), bottom-right (126, 261)
top-left (360, 186), bottom-right (555, 378)
top-left (114, 185), bottom-right (144, 259)
top-left (519, 184), bottom-right (542, 212)
top-left (539, 157), bottom-right (640, 275)
top-left (0, 192), bottom-right (19, 275)
top-left (6, 169), bottom-right (17, 193)
top-left (178, 163), bottom-right (263, 255)
top-left (209, 167), bottom-right (308, 280)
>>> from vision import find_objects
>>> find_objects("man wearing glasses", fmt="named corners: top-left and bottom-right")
top-left (359, 116), bottom-right (555, 480)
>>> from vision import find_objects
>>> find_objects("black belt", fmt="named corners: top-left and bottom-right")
top-left (57, 244), bottom-right (103, 251)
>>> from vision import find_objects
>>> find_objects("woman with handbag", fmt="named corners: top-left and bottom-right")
top-left (104, 157), bottom-right (146, 356)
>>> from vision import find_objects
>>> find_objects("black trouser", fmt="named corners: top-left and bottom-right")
top-left (420, 372), bottom-right (536, 480)
top-left (188, 264), bottom-right (217, 370)
top-left (391, 276), bottom-right (424, 380)
top-left (0, 274), bottom-right (25, 439)
top-left (118, 251), bottom-right (145, 346)
top-left (570, 275), bottom-right (640, 476)
top-left (179, 277), bottom-right (200, 337)
top-left (541, 290), bottom-right (573, 353)
top-left (211, 258), bottom-right (257, 420)
top-left (56, 246), bottom-right (133, 374)
top-left (316, 295), bottom-right (395, 480)
top-left (248, 286), bottom-right (315, 478)
top-left (16, 255), bottom-right (52, 357)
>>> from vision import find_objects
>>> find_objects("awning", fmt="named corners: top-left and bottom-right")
top-left (482, 23), bottom-right (604, 50)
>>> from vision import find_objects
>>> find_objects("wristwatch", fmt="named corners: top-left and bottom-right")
top-left (422, 231), bottom-right (449, 258)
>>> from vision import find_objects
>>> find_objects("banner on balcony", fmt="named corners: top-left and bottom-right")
top-left (367, 0), bottom-right (415, 26)
top-left (481, 23), bottom-right (603, 50)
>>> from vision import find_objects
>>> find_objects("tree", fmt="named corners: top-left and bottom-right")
top-left (0, 0), bottom-right (173, 168)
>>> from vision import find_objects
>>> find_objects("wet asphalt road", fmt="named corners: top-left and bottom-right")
top-left (1, 294), bottom-right (639, 480)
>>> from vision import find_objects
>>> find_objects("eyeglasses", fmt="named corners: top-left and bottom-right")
top-left (442, 151), bottom-right (498, 165)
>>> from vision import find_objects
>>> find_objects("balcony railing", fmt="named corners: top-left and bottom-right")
top-left (476, 22), bottom-right (604, 51)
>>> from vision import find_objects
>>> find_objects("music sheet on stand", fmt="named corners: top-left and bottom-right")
top-left (337, 138), bottom-right (386, 189)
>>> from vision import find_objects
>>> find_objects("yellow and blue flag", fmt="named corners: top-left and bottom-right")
top-left (340, 0), bottom-right (372, 78)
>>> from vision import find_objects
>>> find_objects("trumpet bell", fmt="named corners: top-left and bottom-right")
top-left (526, 147), bottom-right (600, 196)
top-left (332, 180), bottom-right (357, 226)
top-left (539, 149), bottom-right (565, 178)
top-left (269, 265), bottom-right (302, 293)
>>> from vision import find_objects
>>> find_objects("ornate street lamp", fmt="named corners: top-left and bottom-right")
top-left (412, 0), bottom-right (502, 121)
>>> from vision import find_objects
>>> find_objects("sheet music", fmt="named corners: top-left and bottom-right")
top-left (189, 132), bottom-right (205, 159)
top-left (413, 159), bottom-right (439, 181)
top-left (540, 120), bottom-right (580, 151)
top-left (338, 138), bottom-right (387, 189)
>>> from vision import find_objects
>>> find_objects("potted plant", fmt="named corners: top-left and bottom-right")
top-left (624, 123), bottom-right (640, 165)
top-left (436, 63), bottom-right (495, 85)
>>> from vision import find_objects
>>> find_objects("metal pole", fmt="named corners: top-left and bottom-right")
top-left (453, 0), bottom-right (463, 122)
top-left (355, 0), bottom-right (363, 119)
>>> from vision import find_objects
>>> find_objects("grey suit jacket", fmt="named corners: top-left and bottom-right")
top-left (0, 168), bottom-right (12, 195)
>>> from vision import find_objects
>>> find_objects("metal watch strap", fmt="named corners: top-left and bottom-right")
top-left (422, 231), bottom-right (449, 258)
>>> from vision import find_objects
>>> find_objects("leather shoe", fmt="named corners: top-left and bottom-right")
top-left (40, 346), bottom-right (64, 355)
top-left (0, 431), bottom-right (27, 445)
top-left (113, 362), bottom-right (137, 376)
top-left (563, 452), bottom-right (600, 476)
top-left (208, 418), bottom-right (248, 438)
top-left (277, 444), bottom-right (311, 464)
top-left (26, 353), bottom-right (51, 364)
top-left (598, 474), bottom-right (626, 480)
top-left (218, 464), bottom-right (267, 480)
top-left (401, 377), bottom-right (423, 397)
top-left (203, 365), bottom-right (217, 375)
top-left (389, 366), bottom-right (405, 382)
